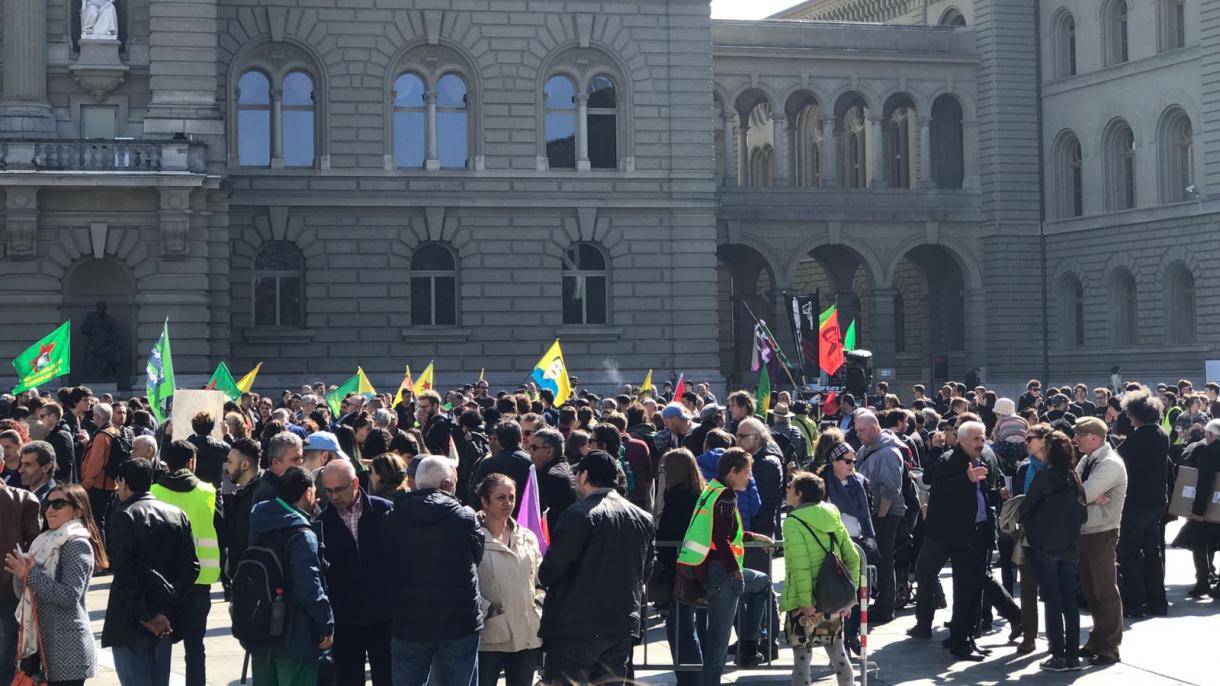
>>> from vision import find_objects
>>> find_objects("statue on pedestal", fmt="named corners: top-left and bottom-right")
top-left (81, 0), bottom-right (119, 40)
top-left (81, 300), bottom-right (120, 382)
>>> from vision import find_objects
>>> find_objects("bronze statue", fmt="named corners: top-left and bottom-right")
top-left (81, 300), bottom-right (120, 381)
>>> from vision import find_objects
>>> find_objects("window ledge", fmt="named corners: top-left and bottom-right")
top-left (1050, 343), bottom-right (1209, 356)
top-left (401, 327), bottom-right (472, 343)
top-left (242, 328), bottom-right (316, 344)
top-left (554, 325), bottom-right (623, 341)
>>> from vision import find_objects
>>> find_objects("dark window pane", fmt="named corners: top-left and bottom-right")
top-left (412, 244), bottom-right (455, 271)
top-left (411, 277), bottom-right (433, 325)
top-left (438, 112), bottom-right (468, 169)
top-left (435, 276), bottom-right (457, 326)
top-left (545, 76), bottom-right (575, 109)
top-left (588, 113), bottom-right (617, 169)
top-left (394, 74), bottom-right (425, 107)
top-left (585, 276), bottom-right (607, 324)
top-left (238, 110), bottom-right (270, 166)
top-left (395, 111), bottom-right (425, 168)
top-left (282, 111), bottom-right (314, 167)
top-left (254, 241), bottom-right (303, 270)
top-left (579, 244), bottom-right (605, 270)
top-left (546, 112), bottom-right (576, 169)
top-left (279, 277), bottom-right (302, 326)
top-left (436, 74), bottom-right (467, 108)
top-left (587, 75), bottom-right (616, 109)
top-left (239, 71), bottom-right (270, 105)
top-left (562, 275), bottom-right (582, 324)
top-left (282, 72), bottom-right (313, 106)
top-left (254, 276), bottom-right (278, 326)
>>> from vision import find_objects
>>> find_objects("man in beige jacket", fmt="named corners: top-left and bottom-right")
top-left (1073, 417), bottom-right (1128, 667)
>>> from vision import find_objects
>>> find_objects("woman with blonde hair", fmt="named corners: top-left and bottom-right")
top-left (370, 453), bottom-right (410, 499)
top-left (6, 483), bottom-right (108, 686)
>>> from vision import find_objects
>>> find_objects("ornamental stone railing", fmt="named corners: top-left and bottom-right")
top-left (0, 139), bottom-right (207, 173)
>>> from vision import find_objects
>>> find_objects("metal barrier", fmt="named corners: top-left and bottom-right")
top-left (636, 538), bottom-right (879, 680)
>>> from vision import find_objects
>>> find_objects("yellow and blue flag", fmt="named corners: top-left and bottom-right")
top-left (530, 339), bottom-right (572, 406)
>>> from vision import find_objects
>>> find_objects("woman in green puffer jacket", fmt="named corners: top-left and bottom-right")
top-left (781, 471), bottom-right (861, 686)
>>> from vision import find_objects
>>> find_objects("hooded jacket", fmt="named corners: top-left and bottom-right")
top-left (856, 430), bottom-right (908, 517)
top-left (385, 489), bottom-right (484, 641)
top-left (779, 501), bottom-right (861, 613)
top-left (696, 448), bottom-right (761, 529)
top-left (246, 500), bottom-right (333, 662)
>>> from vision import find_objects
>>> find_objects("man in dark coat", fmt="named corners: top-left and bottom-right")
top-left (186, 411), bottom-right (230, 492)
top-left (37, 402), bottom-right (77, 484)
top-left (317, 460), bottom-right (393, 686)
top-left (385, 456), bottom-right (483, 686)
top-left (469, 420), bottom-right (532, 515)
top-left (528, 427), bottom-right (577, 532)
top-left (1116, 389), bottom-right (1170, 617)
top-left (416, 390), bottom-right (455, 457)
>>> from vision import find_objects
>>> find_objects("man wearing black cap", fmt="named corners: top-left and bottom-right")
top-left (539, 450), bottom-right (654, 685)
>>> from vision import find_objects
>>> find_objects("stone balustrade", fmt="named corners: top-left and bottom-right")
top-left (0, 139), bottom-right (207, 173)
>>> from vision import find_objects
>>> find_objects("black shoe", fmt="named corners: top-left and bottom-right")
top-left (969, 640), bottom-right (993, 656)
top-left (949, 646), bottom-right (986, 662)
top-left (1211, 586), bottom-right (1220, 599)
top-left (1089, 654), bottom-right (1120, 666)
top-left (1007, 625), bottom-right (1023, 643)
top-left (907, 624), bottom-right (932, 639)
top-left (1187, 583), bottom-right (1211, 598)
top-left (1079, 647), bottom-right (1097, 659)
top-left (736, 639), bottom-right (760, 667)
top-left (767, 641), bottom-right (781, 660)
top-left (846, 638), bottom-right (862, 656)
top-left (1039, 657), bottom-right (1072, 672)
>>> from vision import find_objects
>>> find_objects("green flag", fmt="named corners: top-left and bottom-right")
top-left (146, 319), bottom-right (175, 423)
top-left (207, 362), bottom-right (241, 401)
top-left (843, 320), bottom-right (857, 352)
top-left (326, 368), bottom-right (376, 416)
top-left (11, 321), bottom-right (71, 394)
top-left (755, 364), bottom-right (772, 417)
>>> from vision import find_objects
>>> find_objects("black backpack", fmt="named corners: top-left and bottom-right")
top-left (230, 525), bottom-right (307, 647)
top-left (103, 428), bottom-right (134, 480)
top-left (792, 517), bottom-right (858, 615)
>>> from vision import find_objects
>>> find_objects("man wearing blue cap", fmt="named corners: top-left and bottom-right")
top-left (305, 431), bottom-right (350, 508)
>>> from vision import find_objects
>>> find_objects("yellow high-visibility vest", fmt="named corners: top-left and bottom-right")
top-left (151, 479), bottom-right (220, 585)
top-left (677, 479), bottom-right (743, 571)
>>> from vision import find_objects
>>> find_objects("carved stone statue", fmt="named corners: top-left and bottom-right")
top-left (81, 300), bottom-right (121, 381)
top-left (81, 0), bottom-right (119, 40)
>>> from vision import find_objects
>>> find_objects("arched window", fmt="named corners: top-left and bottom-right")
top-left (939, 8), bottom-right (967, 26)
top-left (562, 243), bottom-right (608, 325)
top-left (237, 71), bottom-right (271, 167)
top-left (1111, 270), bottom-right (1138, 345)
top-left (1059, 276), bottom-right (1085, 347)
top-left (886, 101), bottom-right (915, 189)
top-left (750, 145), bottom-right (774, 187)
top-left (1052, 11), bottom-right (1077, 78)
top-left (545, 75), bottom-right (577, 169)
top-left (843, 105), bottom-right (869, 189)
top-left (1159, 108), bottom-right (1195, 203)
top-left (1167, 266), bottom-right (1196, 342)
top-left (1104, 120), bottom-right (1137, 211)
top-left (393, 73), bottom-right (426, 169)
top-left (795, 104), bottom-right (821, 188)
top-left (1104, 0), bottom-right (1130, 66)
top-left (1162, 0), bottom-right (1187, 51)
top-left (281, 72), bottom-right (315, 168)
top-left (587, 75), bottom-right (617, 169)
top-left (410, 244), bottom-right (457, 326)
top-left (930, 95), bottom-right (964, 189)
top-left (1053, 132), bottom-right (1084, 217)
top-left (436, 74), bottom-right (470, 169)
top-left (253, 241), bottom-right (304, 327)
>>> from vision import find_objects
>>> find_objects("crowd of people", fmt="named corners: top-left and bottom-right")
top-left (0, 372), bottom-right (1215, 685)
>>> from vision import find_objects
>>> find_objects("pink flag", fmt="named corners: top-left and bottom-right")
top-left (519, 464), bottom-right (549, 555)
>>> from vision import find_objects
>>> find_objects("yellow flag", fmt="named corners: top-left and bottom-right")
top-left (415, 361), bottom-right (435, 392)
top-left (478, 368), bottom-right (485, 383)
top-left (235, 362), bottom-right (262, 393)
top-left (529, 339), bottom-right (572, 406)
top-left (392, 365), bottom-right (414, 407)
top-left (641, 369), bottom-right (653, 394)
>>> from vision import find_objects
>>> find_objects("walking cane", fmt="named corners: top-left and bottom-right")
top-left (241, 651), bottom-right (250, 684)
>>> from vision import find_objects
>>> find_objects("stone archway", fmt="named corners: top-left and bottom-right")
top-left (62, 257), bottom-right (136, 390)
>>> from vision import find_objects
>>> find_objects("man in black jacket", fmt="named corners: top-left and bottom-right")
top-left (224, 438), bottom-right (263, 574)
top-left (416, 390), bottom-right (455, 457)
top-left (539, 450), bottom-right (654, 686)
top-left (1116, 389), bottom-right (1170, 617)
top-left (528, 427), bottom-right (577, 531)
top-left (385, 455), bottom-right (483, 686)
top-left (102, 458), bottom-right (199, 685)
top-left (469, 420), bottom-right (532, 514)
top-left (37, 402), bottom-right (77, 484)
top-left (187, 411), bottom-right (230, 491)
top-left (317, 460), bottom-right (393, 686)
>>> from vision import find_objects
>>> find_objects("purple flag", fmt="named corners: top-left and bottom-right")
top-left (519, 464), bottom-right (549, 555)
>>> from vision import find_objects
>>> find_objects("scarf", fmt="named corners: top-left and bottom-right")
top-left (15, 520), bottom-right (91, 660)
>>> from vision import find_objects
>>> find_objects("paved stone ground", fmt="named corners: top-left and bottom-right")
top-left (84, 522), bottom-right (1212, 685)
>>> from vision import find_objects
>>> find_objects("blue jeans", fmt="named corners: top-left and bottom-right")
top-left (0, 597), bottom-right (16, 686)
top-left (180, 584), bottom-right (212, 686)
top-left (111, 632), bottom-right (173, 686)
top-left (666, 602), bottom-right (704, 686)
top-left (1033, 551), bottom-right (1081, 660)
top-left (701, 565), bottom-right (769, 686)
top-left (390, 633), bottom-right (479, 686)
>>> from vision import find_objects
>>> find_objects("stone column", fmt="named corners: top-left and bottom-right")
top-left (869, 116), bottom-right (888, 188)
top-left (722, 115), bottom-right (737, 186)
top-left (576, 93), bottom-right (590, 171)
top-left (737, 123), bottom-right (750, 185)
top-left (145, 0), bottom-right (222, 136)
top-left (270, 89), bottom-right (284, 169)
top-left (962, 119), bottom-right (980, 190)
top-left (772, 113), bottom-right (788, 187)
top-left (820, 117), bottom-right (838, 188)
top-left (0, 0), bottom-right (56, 137)
top-left (918, 116), bottom-right (934, 188)
top-left (425, 92), bottom-right (440, 171)
top-left (786, 124), bottom-right (798, 183)
top-left (870, 287), bottom-right (898, 372)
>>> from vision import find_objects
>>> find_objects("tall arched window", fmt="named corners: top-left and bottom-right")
top-left (410, 244), bottom-right (457, 326)
top-left (886, 100), bottom-right (915, 189)
top-left (1052, 10), bottom-right (1077, 78)
top-left (587, 75), bottom-right (617, 169)
top-left (253, 241), bottom-right (304, 328)
top-left (237, 71), bottom-right (271, 167)
top-left (749, 145), bottom-right (774, 187)
top-left (1104, 120), bottom-right (1137, 211)
top-left (1104, 0), bottom-right (1130, 66)
top-left (1060, 276), bottom-right (1085, 347)
top-left (545, 75), bottom-right (577, 169)
top-left (436, 73), bottom-right (470, 169)
top-left (393, 73), bottom-right (426, 169)
top-left (1167, 266), bottom-right (1196, 342)
top-left (1159, 108), bottom-right (1195, 203)
top-left (281, 72), bottom-right (315, 167)
top-left (1111, 270), bottom-right (1138, 345)
top-left (930, 95), bottom-right (964, 189)
top-left (795, 104), bottom-right (821, 187)
top-left (843, 105), bottom-right (869, 188)
top-left (1162, 0), bottom-right (1187, 51)
top-left (1053, 131), bottom-right (1084, 217)
top-left (562, 243), bottom-right (608, 325)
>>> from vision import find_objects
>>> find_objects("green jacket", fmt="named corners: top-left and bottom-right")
top-left (780, 502), bottom-right (860, 613)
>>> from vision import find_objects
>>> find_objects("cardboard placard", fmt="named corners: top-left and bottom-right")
top-left (170, 389), bottom-right (228, 441)
top-left (1169, 466), bottom-right (1220, 524)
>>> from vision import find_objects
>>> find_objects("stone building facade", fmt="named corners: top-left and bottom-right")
top-left (0, 0), bottom-right (1213, 393)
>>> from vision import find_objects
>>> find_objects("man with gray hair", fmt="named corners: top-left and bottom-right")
top-left (528, 426), bottom-right (577, 531)
top-left (252, 431), bottom-right (305, 504)
top-left (81, 402), bottom-right (123, 529)
top-left (854, 409), bottom-right (908, 624)
top-left (385, 455), bottom-right (483, 685)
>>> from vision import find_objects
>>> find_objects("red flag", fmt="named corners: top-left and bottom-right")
top-left (673, 374), bottom-right (685, 400)
top-left (818, 310), bottom-right (845, 375)
top-left (823, 391), bottom-right (839, 416)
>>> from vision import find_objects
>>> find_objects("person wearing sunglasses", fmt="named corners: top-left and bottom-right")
top-left (6, 483), bottom-right (108, 686)
top-left (816, 429), bottom-right (875, 656)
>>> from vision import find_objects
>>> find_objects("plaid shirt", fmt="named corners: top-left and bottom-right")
top-left (338, 495), bottom-right (363, 547)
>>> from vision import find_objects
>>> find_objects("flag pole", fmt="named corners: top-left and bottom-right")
top-left (736, 296), bottom-right (801, 391)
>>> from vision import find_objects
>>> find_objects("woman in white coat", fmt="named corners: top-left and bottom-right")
top-left (475, 473), bottom-right (543, 686)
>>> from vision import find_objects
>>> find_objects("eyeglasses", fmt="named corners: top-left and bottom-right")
top-left (836, 458), bottom-right (856, 465)
top-left (44, 499), bottom-right (72, 511)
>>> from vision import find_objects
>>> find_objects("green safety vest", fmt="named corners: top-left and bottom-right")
top-left (1162, 407), bottom-right (1183, 446)
top-left (151, 480), bottom-right (221, 585)
top-left (677, 480), bottom-right (743, 571)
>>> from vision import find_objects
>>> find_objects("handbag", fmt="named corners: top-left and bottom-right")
top-left (784, 609), bottom-right (844, 648)
top-left (791, 516), bottom-right (858, 615)
top-left (11, 570), bottom-right (46, 686)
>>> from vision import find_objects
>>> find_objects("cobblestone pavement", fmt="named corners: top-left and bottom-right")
top-left (84, 522), bottom-right (1211, 685)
